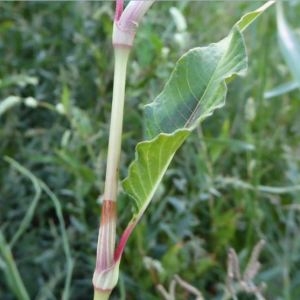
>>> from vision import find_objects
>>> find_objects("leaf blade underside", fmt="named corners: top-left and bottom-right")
top-left (119, 2), bottom-right (274, 256)
top-left (123, 26), bottom-right (247, 222)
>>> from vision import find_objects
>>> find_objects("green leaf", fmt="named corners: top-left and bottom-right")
top-left (0, 231), bottom-right (30, 300)
top-left (265, 1), bottom-right (300, 98)
top-left (264, 80), bottom-right (300, 99)
top-left (121, 2), bottom-right (273, 238)
top-left (123, 130), bottom-right (189, 218)
top-left (61, 84), bottom-right (71, 116)
top-left (123, 26), bottom-right (246, 219)
top-left (236, 0), bottom-right (275, 32)
top-left (0, 96), bottom-right (21, 117)
top-left (277, 0), bottom-right (300, 85)
top-left (0, 74), bottom-right (38, 89)
top-left (144, 26), bottom-right (247, 138)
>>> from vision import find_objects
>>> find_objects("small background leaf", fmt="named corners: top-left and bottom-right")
top-left (264, 0), bottom-right (300, 98)
top-left (277, 0), bottom-right (300, 85)
top-left (0, 96), bottom-right (21, 117)
top-left (264, 80), bottom-right (300, 99)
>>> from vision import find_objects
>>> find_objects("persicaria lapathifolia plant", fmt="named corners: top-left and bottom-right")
top-left (93, 1), bottom-right (274, 299)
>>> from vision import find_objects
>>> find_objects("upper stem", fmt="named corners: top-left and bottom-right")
top-left (104, 46), bottom-right (130, 203)
top-left (93, 0), bottom-right (155, 294)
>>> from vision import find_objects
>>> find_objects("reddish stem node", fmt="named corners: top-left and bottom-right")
top-left (100, 200), bottom-right (117, 226)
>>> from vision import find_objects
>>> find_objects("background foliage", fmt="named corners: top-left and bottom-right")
top-left (1, 1), bottom-right (300, 299)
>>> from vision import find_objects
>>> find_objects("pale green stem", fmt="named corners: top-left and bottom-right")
top-left (93, 46), bottom-right (130, 295)
top-left (276, 0), bottom-right (284, 25)
top-left (104, 46), bottom-right (130, 203)
top-left (93, 289), bottom-right (111, 300)
top-left (102, 46), bottom-right (130, 264)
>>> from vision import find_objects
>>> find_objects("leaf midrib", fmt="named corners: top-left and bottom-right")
top-left (184, 34), bottom-right (231, 129)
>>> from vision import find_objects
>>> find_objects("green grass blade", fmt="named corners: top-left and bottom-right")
top-left (4, 157), bottom-right (42, 248)
top-left (40, 182), bottom-right (74, 300)
top-left (0, 230), bottom-right (30, 300)
top-left (4, 157), bottom-right (74, 300)
top-left (264, 80), bottom-right (300, 99)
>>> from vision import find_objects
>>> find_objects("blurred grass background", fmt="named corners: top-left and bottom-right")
top-left (1, 1), bottom-right (300, 299)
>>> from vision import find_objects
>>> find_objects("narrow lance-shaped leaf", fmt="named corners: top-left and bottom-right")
top-left (116, 2), bottom-right (274, 260)
top-left (264, 80), bottom-right (300, 99)
top-left (276, 0), bottom-right (300, 84)
top-left (264, 0), bottom-right (300, 99)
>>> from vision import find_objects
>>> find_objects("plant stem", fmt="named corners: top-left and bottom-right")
top-left (93, 46), bottom-right (130, 293)
top-left (104, 46), bottom-right (130, 205)
top-left (93, 289), bottom-right (111, 300)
